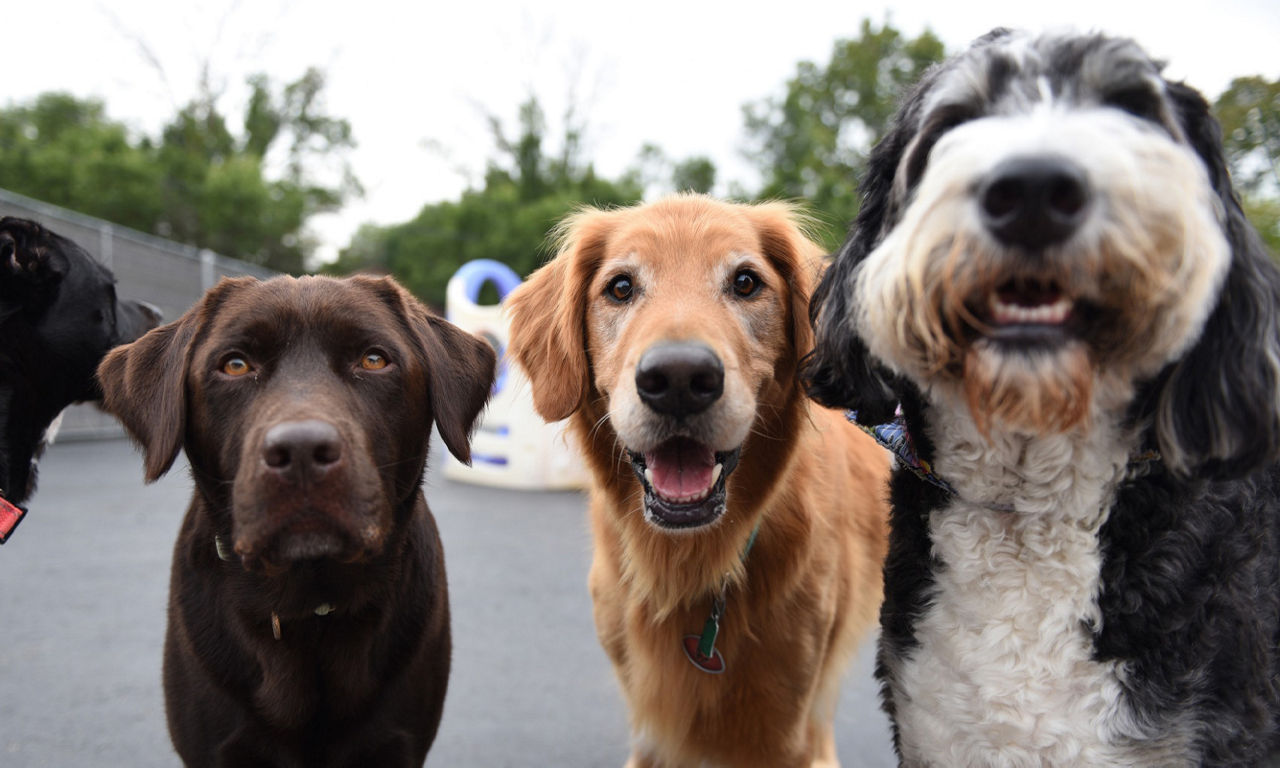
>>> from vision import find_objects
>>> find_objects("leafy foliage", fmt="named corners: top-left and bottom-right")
top-left (325, 97), bottom-right (643, 307)
top-left (0, 69), bottom-right (358, 273)
top-left (0, 93), bottom-right (166, 233)
top-left (743, 19), bottom-right (945, 247)
top-left (1214, 76), bottom-right (1280, 254)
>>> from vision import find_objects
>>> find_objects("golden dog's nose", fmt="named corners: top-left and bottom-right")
top-left (635, 342), bottom-right (724, 417)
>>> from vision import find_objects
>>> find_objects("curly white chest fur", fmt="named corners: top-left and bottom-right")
top-left (889, 414), bottom-right (1194, 767)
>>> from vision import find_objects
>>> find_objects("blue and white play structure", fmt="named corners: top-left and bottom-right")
top-left (442, 259), bottom-right (588, 489)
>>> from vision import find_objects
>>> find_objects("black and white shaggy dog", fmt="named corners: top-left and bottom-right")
top-left (1, 217), bottom-right (159, 509)
top-left (805, 29), bottom-right (1280, 766)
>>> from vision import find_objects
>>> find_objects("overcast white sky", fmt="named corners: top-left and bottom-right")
top-left (6, 0), bottom-right (1279, 261)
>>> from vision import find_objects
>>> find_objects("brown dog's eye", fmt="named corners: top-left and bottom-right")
top-left (222, 357), bottom-right (252, 377)
top-left (732, 270), bottom-right (762, 298)
top-left (361, 351), bottom-right (389, 371)
top-left (605, 275), bottom-right (634, 303)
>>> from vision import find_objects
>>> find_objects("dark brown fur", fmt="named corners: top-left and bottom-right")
top-left (98, 274), bottom-right (494, 768)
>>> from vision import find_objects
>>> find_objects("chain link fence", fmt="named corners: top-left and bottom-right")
top-left (1, 187), bottom-right (278, 439)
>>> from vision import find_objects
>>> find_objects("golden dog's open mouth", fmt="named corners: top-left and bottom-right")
top-left (627, 438), bottom-right (741, 529)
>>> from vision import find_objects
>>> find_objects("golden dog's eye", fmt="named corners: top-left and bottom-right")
top-left (361, 351), bottom-right (389, 370)
top-left (732, 270), bottom-right (762, 298)
top-left (606, 275), bottom-right (634, 303)
top-left (221, 357), bottom-right (252, 376)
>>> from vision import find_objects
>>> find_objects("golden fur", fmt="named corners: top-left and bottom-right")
top-left (506, 195), bottom-right (890, 767)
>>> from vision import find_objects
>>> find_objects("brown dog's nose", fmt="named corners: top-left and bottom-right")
top-left (262, 420), bottom-right (344, 482)
top-left (635, 342), bottom-right (724, 417)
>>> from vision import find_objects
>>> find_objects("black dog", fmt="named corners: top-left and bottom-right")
top-left (806, 30), bottom-right (1280, 766)
top-left (0, 216), bottom-right (158, 524)
top-left (98, 275), bottom-right (495, 767)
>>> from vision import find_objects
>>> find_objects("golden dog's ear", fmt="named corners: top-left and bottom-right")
top-left (97, 277), bottom-right (252, 482)
top-left (506, 210), bottom-right (614, 422)
top-left (746, 202), bottom-right (823, 373)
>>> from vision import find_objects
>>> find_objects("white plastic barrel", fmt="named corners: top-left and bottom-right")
top-left (442, 259), bottom-right (588, 490)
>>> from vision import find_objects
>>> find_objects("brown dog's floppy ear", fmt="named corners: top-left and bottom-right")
top-left (745, 202), bottom-right (823, 381)
top-left (379, 277), bottom-right (496, 464)
top-left (97, 277), bottom-right (249, 482)
top-left (505, 209), bottom-right (612, 421)
top-left (423, 313), bottom-right (496, 465)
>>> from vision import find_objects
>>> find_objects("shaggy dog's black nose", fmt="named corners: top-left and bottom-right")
top-left (262, 420), bottom-right (344, 482)
top-left (979, 155), bottom-right (1091, 250)
top-left (635, 342), bottom-right (724, 417)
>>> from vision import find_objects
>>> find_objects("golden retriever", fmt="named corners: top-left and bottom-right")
top-left (506, 195), bottom-right (890, 767)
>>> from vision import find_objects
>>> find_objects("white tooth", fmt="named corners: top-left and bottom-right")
top-left (989, 291), bottom-right (1074, 325)
top-left (710, 463), bottom-right (723, 486)
top-left (644, 468), bottom-right (654, 487)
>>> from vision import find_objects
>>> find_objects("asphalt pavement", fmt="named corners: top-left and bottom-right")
top-left (0, 437), bottom-right (896, 767)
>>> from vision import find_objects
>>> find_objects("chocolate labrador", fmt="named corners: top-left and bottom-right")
top-left (0, 216), bottom-right (159, 536)
top-left (98, 274), bottom-right (495, 767)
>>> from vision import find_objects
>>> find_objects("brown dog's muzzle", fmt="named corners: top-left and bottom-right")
top-left (233, 416), bottom-right (387, 568)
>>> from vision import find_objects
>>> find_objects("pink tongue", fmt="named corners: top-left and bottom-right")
top-left (645, 438), bottom-right (715, 501)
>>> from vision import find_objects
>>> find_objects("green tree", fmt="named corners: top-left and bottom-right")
top-left (1214, 76), bottom-right (1280, 254)
top-left (743, 19), bottom-right (946, 247)
top-left (154, 67), bottom-right (360, 273)
top-left (672, 156), bottom-right (717, 195)
top-left (0, 93), bottom-right (165, 231)
top-left (326, 96), bottom-right (642, 307)
top-left (0, 68), bottom-right (358, 273)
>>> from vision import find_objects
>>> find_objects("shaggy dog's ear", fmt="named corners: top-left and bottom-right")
top-left (803, 113), bottom-right (918, 425)
top-left (97, 277), bottom-right (251, 482)
top-left (505, 210), bottom-right (612, 422)
top-left (1153, 83), bottom-right (1280, 478)
top-left (744, 202), bottom-right (823, 384)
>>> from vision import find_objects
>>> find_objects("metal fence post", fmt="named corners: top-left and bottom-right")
top-left (99, 222), bottom-right (113, 269)
top-left (201, 248), bottom-right (217, 293)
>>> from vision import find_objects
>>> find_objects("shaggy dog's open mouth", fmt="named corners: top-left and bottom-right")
top-left (966, 275), bottom-right (1095, 349)
top-left (627, 438), bottom-right (741, 529)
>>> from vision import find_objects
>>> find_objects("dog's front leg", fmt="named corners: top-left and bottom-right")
top-left (0, 382), bottom-right (33, 505)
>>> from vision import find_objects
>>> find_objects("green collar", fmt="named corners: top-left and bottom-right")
top-left (682, 522), bottom-right (761, 674)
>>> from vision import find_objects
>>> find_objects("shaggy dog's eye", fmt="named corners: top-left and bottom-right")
top-left (221, 356), bottom-right (252, 377)
top-left (905, 105), bottom-right (977, 189)
top-left (1103, 86), bottom-right (1162, 122)
top-left (360, 351), bottom-right (390, 371)
top-left (606, 275), bottom-right (635, 303)
top-left (732, 270), bottom-right (763, 298)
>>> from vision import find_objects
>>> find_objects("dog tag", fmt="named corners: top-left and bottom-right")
top-left (682, 634), bottom-right (726, 674)
top-left (0, 497), bottom-right (28, 545)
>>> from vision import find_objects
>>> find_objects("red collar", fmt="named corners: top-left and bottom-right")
top-left (0, 493), bottom-right (28, 544)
